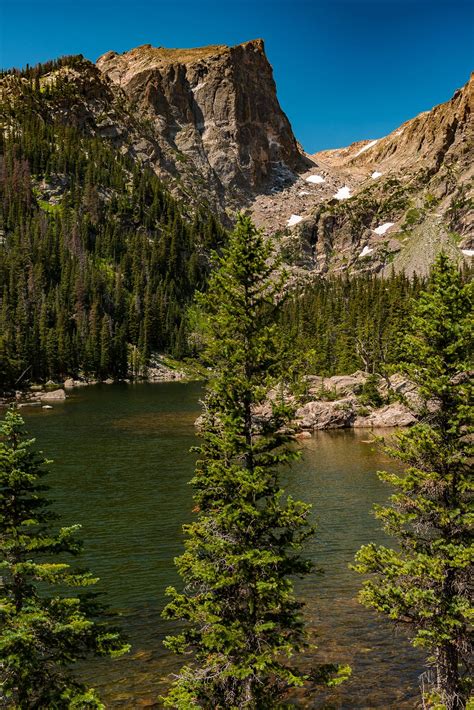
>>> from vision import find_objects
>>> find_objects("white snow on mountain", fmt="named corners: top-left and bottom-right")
top-left (373, 222), bottom-right (395, 235)
top-left (306, 174), bottom-right (325, 184)
top-left (287, 214), bottom-right (303, 227)
top-left (334, 186), bottom-right (351, 200)
top-left (354, 139), bottom-right (378, 157)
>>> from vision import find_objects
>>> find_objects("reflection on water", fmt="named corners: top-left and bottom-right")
top-left (23, 383), bottom-right (424, 708)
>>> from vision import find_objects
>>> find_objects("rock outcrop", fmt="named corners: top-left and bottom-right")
top-left (252, 372), bottom-right (422, 433)
top-left (295, 398), bottom-right (355, 430)
top-left (353, 402), bottom-right (416, 428)
top-left (97, 40), bottom-right (308, 213)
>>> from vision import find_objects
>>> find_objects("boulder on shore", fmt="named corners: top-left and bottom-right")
top-left (306, 371), bottom-right (367, 397)
top-left (353, 402), bottom-right (417, 428)
top-left (295, 398), bottom-right (356, 430)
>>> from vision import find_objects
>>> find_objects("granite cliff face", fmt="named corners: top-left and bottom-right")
top-left (96, 40), bottom-right (307, 214)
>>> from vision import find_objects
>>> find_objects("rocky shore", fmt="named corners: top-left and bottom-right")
top-left (2, 369), bottom-right (423, 434)
top-left (254, 371), bottom-right (421, 433)
top-left (0, 358), bottom-right (189, 409)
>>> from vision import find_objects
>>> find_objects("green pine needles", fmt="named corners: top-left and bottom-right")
top-left (354, 254), bottom-right (473, 710)
top-left (162, 215), bottom-right (344, 708)
top-left (0, 409), bottom-right (129, 708)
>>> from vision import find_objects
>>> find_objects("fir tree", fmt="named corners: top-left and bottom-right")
top-left (0, 409), bottom-right (129, 708)
top-left (162, 215), bottom-right (348, 708)
top-left (354, 254), bottom-right (473, 710)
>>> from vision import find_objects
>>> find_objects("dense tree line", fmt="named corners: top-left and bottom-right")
top-left (280, 271), bottom-right (425, 376)
top-left (0, 54), bottom-right (86, 80)
top-left (0, 70), bottom-right (226, 390)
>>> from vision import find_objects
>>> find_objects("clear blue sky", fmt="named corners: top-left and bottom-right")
top-left (1, 0), bottom-right (472, 152)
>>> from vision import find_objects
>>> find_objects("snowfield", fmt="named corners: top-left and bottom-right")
top-left (305, 174), bottom-right (325, 184)
top-left (461, 249), bottom-right (474, 257)
top-left (287, 214), bottom-right (303, 227)
top-left (359, 246), bottom-right (373, 258)
top-left (371, 171), bottom-right (383, 179)
top-left (354, 139), bottom-right (378, 157)
top-left (373, 222), bottom-right (395, 235)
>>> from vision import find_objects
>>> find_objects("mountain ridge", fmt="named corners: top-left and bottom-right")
top-left (1, 41), bottom-right (472, 275)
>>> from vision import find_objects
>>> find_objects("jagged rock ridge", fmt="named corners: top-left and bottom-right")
top-left (1, 42), bottom-right (472, 274)
top-left (250, 72), bottom-right (473, 276)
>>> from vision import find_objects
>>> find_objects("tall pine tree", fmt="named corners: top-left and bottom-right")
top-left (354, 254), bottom-right (473, 710)
top-left (0, 409), bottom-right (129, 708)
top-left (162, 215), bottom-right (347, 708)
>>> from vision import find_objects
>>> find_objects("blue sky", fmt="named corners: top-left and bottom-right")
top-left (1, 0), bottom-right (472, 152)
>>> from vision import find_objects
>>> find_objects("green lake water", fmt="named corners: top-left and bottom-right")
top-left (22, 382), bottom-right (424, 708)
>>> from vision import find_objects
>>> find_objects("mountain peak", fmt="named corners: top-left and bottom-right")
top-left (97, 39), bottom-right (266, 70)
top-left (96, 38), bottom-right (306, 211)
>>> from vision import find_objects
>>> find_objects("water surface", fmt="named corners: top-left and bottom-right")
top-left (23, 382), bottom-right (423, 708)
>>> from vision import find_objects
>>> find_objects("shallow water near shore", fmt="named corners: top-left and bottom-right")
top-left (22, 381), bottom-right (424, 708)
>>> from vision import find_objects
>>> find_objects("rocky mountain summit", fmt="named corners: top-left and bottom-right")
top-left (97, 40), bottom-right (308, 214)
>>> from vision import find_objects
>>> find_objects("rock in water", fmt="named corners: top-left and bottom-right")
top-left (40, 389), bottom-right (67, 402)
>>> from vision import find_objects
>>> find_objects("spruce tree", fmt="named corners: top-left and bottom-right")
top-left (162, 215), bottom-right (347, 708)
top-left (354, 254), bottom-right (473, 710)
top-left (0, 409), bottom-right (129, 708)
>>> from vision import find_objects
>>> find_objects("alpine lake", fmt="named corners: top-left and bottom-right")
top-left (22, 381), bottom-right (424, 709)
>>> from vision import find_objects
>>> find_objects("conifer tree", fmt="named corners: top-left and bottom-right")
top-left (354, 254), bottom-right (473, 710)
top-left (0, 409), bottom-right (129, 708)
top-left (163, 215), bottom-right (347, 708)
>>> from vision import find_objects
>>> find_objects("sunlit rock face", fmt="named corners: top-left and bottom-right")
top-left (97, 40), bottom-right (308, 211)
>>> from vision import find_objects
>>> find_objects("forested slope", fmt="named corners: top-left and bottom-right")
top-left (0, 58), bottom-right (225, 389)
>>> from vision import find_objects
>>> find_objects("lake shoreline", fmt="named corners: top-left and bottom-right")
top-left (4, 370), bottom-right (421, 433)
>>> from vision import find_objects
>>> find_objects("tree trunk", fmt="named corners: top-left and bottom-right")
top-left (436, 644), bottom-right (464, 710)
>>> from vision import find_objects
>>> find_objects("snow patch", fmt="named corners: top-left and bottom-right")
top-left (354, 139), bottom-right (378, 157)
top-left (334, 186), bottom-right (351, 200)
top-left (373, 222), bottom-right (395, 235)
top-left (287, 214), bottom-right (303, 227)
top-left (461, 249), bottom-right (474, 257)
top-left (359, 246), bottom-right (373, 258)
top-left (306, 174), bottom-right (325, 184)
top-left (298, 190), bottom-right (311, 196)
top-left (371, 171), bottom-right (383, 179)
